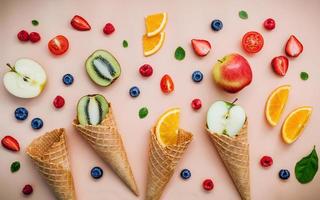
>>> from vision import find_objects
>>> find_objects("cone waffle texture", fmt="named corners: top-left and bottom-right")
top-left (146, 127), bottom-right (193, 200)
top-left (72, 105), bottom-right (139, 196)
top-left (206, 120), bottom-right (250, 200)
top-left (26, 128), bottom-right (76, 200)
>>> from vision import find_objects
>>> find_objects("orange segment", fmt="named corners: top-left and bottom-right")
top-left (143, 32), bottom-right (165, 57)
top-left (145, 12), bottom-right (167, 37)
top-left (155, 108), bottom-right (180, 147)
top-left (265, 85), bottom-right (290, 126)
top-left (282, 106), bottom-right (312, 144)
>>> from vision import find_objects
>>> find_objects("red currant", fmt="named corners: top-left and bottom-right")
top-left (53, 95), bottom-right (65, 109)
top-left (22, 184), bottom-right (33, 195)
top-left (203, 179), bottom-right (214, 191)
top-left (260, 155), bottom-right (273, 167)
top-left (263, 18), bottom-right (276, 30)
top-left (191, 98), bottom-right (202, 110)
top-left (139, 64), bottom-right (153, 77)
top-left (17, 30), bottom-right (29, 42)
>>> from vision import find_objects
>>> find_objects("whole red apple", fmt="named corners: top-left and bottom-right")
top-left (212, 53), bottom-right (252, 93)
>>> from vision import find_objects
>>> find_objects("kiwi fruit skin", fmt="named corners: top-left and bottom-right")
top-left (85, 49), bottom-right (121, 87)
top-left (77, 94), bottom-right (109, 126)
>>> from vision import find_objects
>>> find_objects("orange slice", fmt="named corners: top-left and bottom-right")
top-left (265, 85), bottom-right (290, 126)
top-left (282, 106), bottom-right (312, 144)
top-left (155, 108), bottom-right (180, 147)
top-left (143, 32), bottom-right (165, 57)
top-left (145, 12), bottom-right (167, 37)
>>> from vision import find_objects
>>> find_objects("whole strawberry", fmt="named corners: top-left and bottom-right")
top-left (271, 56), bottom-right (289, 76)
top-left (1, 136), bottom-right (20, 152)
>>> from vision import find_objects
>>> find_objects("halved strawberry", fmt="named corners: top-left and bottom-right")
top-left (271, 56), bottom-right (289, 76)
top-left (1, 136), bottom-right (20, 152)
top-left (285, 35), bottom-right (303, 57)
top-left (71, 15), bottom-right (91, 31)
top-left (191, 39), bottom-right (211, 57)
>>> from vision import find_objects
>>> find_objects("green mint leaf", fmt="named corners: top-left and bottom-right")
top-left (32, 20), bottom-right (39, 26)
top-left (300, 72), bottom-right (309, 80)
top-left (123, 40), bottom-right (128, 48)
top-left (239, 10), bottom-right (248, 19)
top-left (11, 161), bottom-right (20, 173)
top-left (295, 146), bottom-right (318, 184)
top-left (139, 107), bottom-right (148, 119)
top-left (175, 47), bottom-right (185, 61)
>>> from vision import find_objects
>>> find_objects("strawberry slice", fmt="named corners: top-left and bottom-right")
top-left (1, 136), bottom-right (20, 152)
top-left (191, 39), bottom-right (211, 57)
top-left (271, 56), bottom-right (289, 76)
top-left (71, 15), bottom-right (91, 31)
top-left (285, 35), bottom-right (303, 57)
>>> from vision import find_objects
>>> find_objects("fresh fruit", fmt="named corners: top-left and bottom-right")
top-left (77, 94), bottom-right (109, 126)
top-left (22, 184), bottom-right (33, 195)
top-left (260, 156), bottom-right (273, 168)
top-left (211, 19), bottom-right (223, 31)
top-left (31, 118), bottom-right (43, 130)
top-left (129, 86), bottom-right (140, 97)
top-left (265, 85), bottom-right (290, 126)
top-left (29, 32), bottom-right (41, 43)
top-left (271, 56), bottom-right (289, 76)
top-left (160, 74), bottom-right (174, 93)
top-left (242, 31), bottom-right (264, 53)
top-left (103, 23), bottom-right (115, 35)
top-left (264, 18), bottom-right (276, 30)
top-left (285, 35), bottom-right (303, 57)
top-left (11, 161), bottom-right (21, 173)
top-left (17, 30), bottom-right (29, 42)
top-left (53, 95), bottom-right (65, 109)
top-left (202, 179), bottom-right (214, 191)
top-left (139, 64), bottom-right (153, 77)
top-left (212, 53), bottom-right (252, 93)
top-left (191, 98), bottom-right (202, 110)
top-left (48, 35), bottom-right (69, 55)
top-left (15, 107), bottom-right (28, 120)
top-left (85, 50), bottom-right (121, 87)
top-left (139, 107), bottom-right (149, 119)
top-left (191, 39), bottom-right (211, 57)
top-left (279, 169), bottom-right (290, 180)
top-left (281, 106), bottom-right (312, 144)
top-left (207, 100), bottom-right (246, 137)
top-left (62, 73), bottom-right (74, 85)
top-left (155, 108), bottom-right (180, 146)
top-left (91, 166), bottom-right (103, 179)
top-left (192, 70), bottom-right (203, 83)
top-left (3, 58), bottom-right (47, 98)
top-left (71, 15), bottom-right (91, 31)
top-left (180, 169), bottom-right (191, 180)
top-left (145, 12), bottom-right (167, 37)
top-left (1, 136), bottom-right (20, 152)
top-left (143, 32), bottom-right (165, 56)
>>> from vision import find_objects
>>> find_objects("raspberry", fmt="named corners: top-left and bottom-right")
top-left (29, 32), bottom-right (41, 43)
top-left (53, 95), bottom-right (65, 109)
top-left (17, 30), bottom-right (29, 42)
top-left (103, 23), bottom-right (115, 35)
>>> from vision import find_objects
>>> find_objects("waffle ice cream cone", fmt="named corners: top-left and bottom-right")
top-left (26, 128), bottom-right (76, 200)
top-left (206, 120), bottom-right (250, 200)
top-left (72, 105), bottom-right (139, 196)
top-left (145, 127), bottom-right (193, 200)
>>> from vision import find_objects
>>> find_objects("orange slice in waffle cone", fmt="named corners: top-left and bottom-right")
top-left (146, 127), bottom-right (193, 200)
top-left (72, 104), bottom-right (139, 196)
top-left (26, 128), bottom-right (76, 200)
top-left (206, 120), bottom-right (250, 200)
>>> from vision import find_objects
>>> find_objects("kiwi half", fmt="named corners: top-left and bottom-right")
top-left (85, 50), bottom-right (121, 87)
top-left (77, 94), bottom-right (109, 125)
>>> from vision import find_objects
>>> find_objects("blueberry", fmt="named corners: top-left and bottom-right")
top-left (192, 71), bottom-right (203, 83)
top-left (91, 166), bottom-right (103, 179)
top-left (31, 118), bottom-right (43, 130)
top-left (180, 169), bottom-right (191, 180)
top-left (211, 19), bottom-right (223, 31)
top-left (129, 86), bottom-right (140, 97)
top-left (15, 107), bottom-right (28, 120)
top-left (279, 169), bottom-right (290, 180)
top-left (62, 74), bottom-right (74, 86)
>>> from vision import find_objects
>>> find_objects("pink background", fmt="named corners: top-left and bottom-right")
top-left (1, 0), bottom-right (320, 199)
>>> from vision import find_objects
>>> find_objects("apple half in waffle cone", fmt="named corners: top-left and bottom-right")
top-left (26, 128), bottom-right (76, 200)
top-left (206, 120), bottom-right (250, 200)
top-left (72, 105), bottom-right (139, 196)
top-left (146, 127), bottom-right (193, 200)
